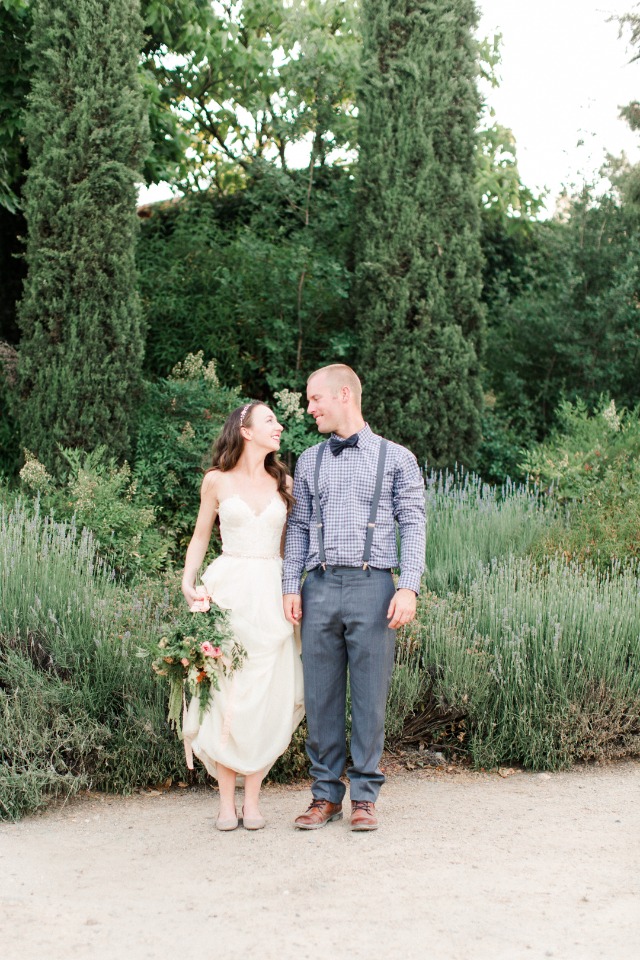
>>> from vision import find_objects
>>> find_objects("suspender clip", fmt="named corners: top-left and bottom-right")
top-left (367, 522), bottom-right (376, 528)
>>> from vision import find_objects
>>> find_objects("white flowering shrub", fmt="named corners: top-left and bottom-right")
top-left (19, 451), bottom-right (53, 494)
top-left (273, 388), bottom-right (317, 456)
top-left (170, 351), bottom-right (219, 386)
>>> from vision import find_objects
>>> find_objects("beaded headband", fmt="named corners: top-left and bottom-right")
top-left (239, 403), bottom-right (251, 427)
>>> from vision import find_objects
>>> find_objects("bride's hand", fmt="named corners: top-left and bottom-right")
top-left (181, 580), bottom-right (200, 607)
top-left (283, 594), bottom-right (302, 625)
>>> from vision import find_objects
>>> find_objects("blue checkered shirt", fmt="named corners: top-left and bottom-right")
top-left (283, 424), bottom-right (426, 595)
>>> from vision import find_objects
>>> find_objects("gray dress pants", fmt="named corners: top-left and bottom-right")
top-left (300, 565), bottom-right (396, 803)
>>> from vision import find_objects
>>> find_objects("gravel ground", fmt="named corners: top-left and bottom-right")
top-left (1, 760), bottom-right (639, 960)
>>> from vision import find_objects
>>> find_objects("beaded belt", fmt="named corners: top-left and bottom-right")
top-left (221, 550), bottom-right (281, 561)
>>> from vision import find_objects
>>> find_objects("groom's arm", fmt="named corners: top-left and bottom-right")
top-left (386, 449), bottom-right (426, 629)
top-left (282, 452), bottom-right (313, 596)
top-left (393, 448), bottom-right (426, 594)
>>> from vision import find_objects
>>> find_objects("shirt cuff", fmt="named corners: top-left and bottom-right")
top-left (397, 572), bottom-right (422, 594)
top-left (282, 577), bottom-right (302, 595)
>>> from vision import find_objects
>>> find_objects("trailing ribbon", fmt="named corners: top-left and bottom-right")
top-left (182, 688), bottom-right (194, 770)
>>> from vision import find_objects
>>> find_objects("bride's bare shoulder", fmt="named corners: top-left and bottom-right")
top-left (201, 468), bottom-right (221, 498)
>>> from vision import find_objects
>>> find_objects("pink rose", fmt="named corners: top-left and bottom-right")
top-left (211, 647), bottom-right (223, 659)
top-left (200, 641), bottom-right (215, 657)
top-left (190, 597), bottom-right (210, 613)
top-left (181, 657), bottom-right (190, 667)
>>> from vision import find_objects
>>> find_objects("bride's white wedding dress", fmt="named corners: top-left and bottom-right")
top-left (183, 493), bottom-right (304, 777)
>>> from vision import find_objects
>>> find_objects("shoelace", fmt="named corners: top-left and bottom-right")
top-left (308, 798), bottom-right (330, 811)
top-left (351, 801), bottom-right (373, 813)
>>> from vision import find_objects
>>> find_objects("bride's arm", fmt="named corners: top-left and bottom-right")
top-left (181, 471), bottom-right (219, 605)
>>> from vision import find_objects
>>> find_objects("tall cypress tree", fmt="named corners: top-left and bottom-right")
top-left (355, 0), bottom-right (485, 466)
top-left (17, 0), bottom-right (148, 469)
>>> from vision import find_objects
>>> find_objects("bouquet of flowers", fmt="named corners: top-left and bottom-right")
top-left (151, 592), bottom-right (246, 734)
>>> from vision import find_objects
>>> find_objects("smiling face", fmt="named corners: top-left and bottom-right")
top-left (242, 404), bottom-right (283, 452)
top-left (306, 372), bottom-right (344, 435)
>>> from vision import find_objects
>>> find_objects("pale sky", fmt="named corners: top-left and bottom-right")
top-left (478, 0), bottom-right (640, 213)
top-left (139, 1), bottom-right (640, 214)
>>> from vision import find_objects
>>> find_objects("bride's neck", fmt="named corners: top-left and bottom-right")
top-left (235, 447), bottom-right (270, 480)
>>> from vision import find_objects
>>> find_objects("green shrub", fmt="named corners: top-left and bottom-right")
top-left (18, 446), bottom-right (167, 579)
top-left (267, 722), bottom-right (309, 784)
top-left (471, 400), bottom-right (532, 485)
top-left (133, 352), bottom-right (240, 561)
top-left (0, 341), bottom-right (20, 480)
top-left (413, 555), bottom-right (640, 770)
top-left (424, 468), bottom-right (549, 595)
top-left (522, 399), bottom-right (640, 564)
top-left (137, 171), bottom-right (355, 399)
top-left (0, 499), bottom-right (190, 821)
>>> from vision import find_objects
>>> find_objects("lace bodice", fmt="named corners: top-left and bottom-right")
top-left (218, 494), bottom-right (286, 560)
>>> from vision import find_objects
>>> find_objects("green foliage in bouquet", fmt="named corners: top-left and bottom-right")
top-left (148, 605), bottom-right (246, 732)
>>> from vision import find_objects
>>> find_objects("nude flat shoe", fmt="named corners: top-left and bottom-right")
top-left (241, 806), bottom-right (265, 830)
top-left (215, 813), bottom-right (239, 831)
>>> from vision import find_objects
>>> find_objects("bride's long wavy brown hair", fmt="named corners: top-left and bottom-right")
top-left (206, 402), bottom-right (294, 514)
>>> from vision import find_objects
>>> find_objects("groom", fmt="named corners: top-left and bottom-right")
top-left (283, 364), bottom-right (426, 831)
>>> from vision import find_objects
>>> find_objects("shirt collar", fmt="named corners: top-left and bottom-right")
top-left (329, 423), bottom-right (375, 448)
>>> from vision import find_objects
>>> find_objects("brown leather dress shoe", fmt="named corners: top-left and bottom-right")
top-left (294, 798), bottom-right (343, 830)
top-left (350, 800), bottom-right (378, 831)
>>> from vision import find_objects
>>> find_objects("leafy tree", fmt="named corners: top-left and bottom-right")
top-left (0, 0), bottom-right (31, 214)
top-left (148, 0), bottom-right (361, 193)
top-left (475, 34), bottom-right (542, 219)
top-left (0, 0), bottom-right (220, 211)
top-left (17, 0), bottom-right (148, 469)
top-left (484, 186), bottom-right (640, 446)
top-left (355, 0), bottom-right (485, 466)
top-left (137, 167), bottom-right (355, 395)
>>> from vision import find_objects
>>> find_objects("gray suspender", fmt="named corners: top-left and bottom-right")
top-left (362, 439), bottom-right (388, 569)
top-left (313, 439), bottom-right (389, 572)
top-left (313, 441), bottom-right (329, 570)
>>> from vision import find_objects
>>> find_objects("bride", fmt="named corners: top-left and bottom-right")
top-left (181, 401), bottom-right (304, 832)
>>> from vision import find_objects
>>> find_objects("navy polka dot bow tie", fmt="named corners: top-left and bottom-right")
top-left (329, 433), bottom-right (359, 456)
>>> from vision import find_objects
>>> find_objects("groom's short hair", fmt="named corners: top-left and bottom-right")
top-left (307, 364), bottom-right (362, 407)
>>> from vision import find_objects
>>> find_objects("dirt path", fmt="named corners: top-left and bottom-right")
top-left (1, 761), bottom-right (639, 960)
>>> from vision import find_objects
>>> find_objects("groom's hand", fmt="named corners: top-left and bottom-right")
top-left (387, 588), bottom-right (417, 629)
top-left (283, 593), bottom-right (302, 625)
